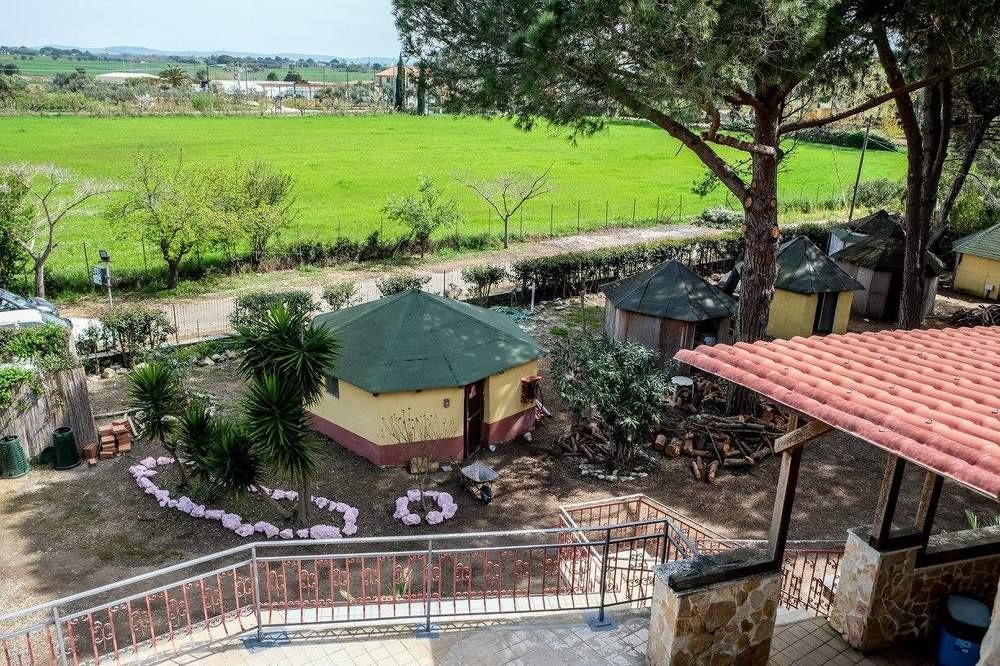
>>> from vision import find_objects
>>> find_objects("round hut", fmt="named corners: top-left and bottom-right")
top-left (600, 259), bottom-right (737, 365)
top-left (309, 290), bottom-right (543, 466)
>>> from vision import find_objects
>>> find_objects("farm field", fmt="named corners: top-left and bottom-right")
top-left (0, 114), bottom-right (907, 281)
top-left (0, 54), bottom-right (368, 82)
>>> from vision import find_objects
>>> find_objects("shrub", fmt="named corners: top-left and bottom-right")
top-left (100, 303), bottom-right (177, 367)
top-left (697, 208), bottom-right (743, 229)
top-left (376, 274), bottom-right (431, 297)
top-left (854, 178), bottom-right (904, 210)
top-left (0, 324), bottom-right (74, 372)
top-left (322, 282), bottom-right (359, 310)
top-left (230, 290), bottom-right (317, 329)
top-left (791, 127), bottom-right (897, 151)
top-left (0, 366), bottom-right (39, 413)
top-left (461, 264), bottom-right (508, 304)
top-left (550, 334), bottom-right (667, 466)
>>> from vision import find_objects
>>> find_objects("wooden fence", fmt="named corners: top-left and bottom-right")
top-left (0, 366), bottom-right (96, 459)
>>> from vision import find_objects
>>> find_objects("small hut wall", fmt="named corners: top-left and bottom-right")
top-left (658, 318), bottom-right (697, 365)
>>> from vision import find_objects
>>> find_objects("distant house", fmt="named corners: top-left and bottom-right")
top-left (827, 209), bottom-right (899, 255)
top-left (727, 236), bottom-right (863, 339)
top-left (600, 260), bottom-right (736, 365)
top-left (374, 65), bottom-right (418, 92)
top-left (832, 217), bottom-right (945, 320)
top-left (94, 72), bottom-right (160, 84)
top-left (309, 290), bottom-right (543, 466)
top-left (952, 222), bottom-right (1000, 300)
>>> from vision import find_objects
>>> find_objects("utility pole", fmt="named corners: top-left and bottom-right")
top-left (847, 118), bottom-right (872, 224)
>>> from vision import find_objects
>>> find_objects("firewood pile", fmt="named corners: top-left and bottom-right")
top-left (559, 422), bottom-right (658, 483)
top-left (946, 304), bottom-right (1000, 327)
top-left (653, 405), bottom-right (788, 483)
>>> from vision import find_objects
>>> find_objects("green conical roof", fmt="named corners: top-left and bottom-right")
top-left (600, 260), bottom-right (737, 322)
top-left (313, 290), bottom-right (542, 394)
top-left (773, 236), bottom-right (865, 294)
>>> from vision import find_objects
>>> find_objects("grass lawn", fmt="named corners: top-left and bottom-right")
top-left (0, 114), bottom-right (906, 281)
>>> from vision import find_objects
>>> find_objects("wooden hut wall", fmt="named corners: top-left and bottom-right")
top-left (659, 318), bottom-right (696, 365)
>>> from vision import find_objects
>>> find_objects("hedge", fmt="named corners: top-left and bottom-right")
top-left (510, 222), bottom-right (833, 297)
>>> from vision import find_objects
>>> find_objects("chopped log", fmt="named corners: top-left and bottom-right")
top-left (707, 460), bottom-right (719, 484)
top-left (653, 434), bottom-right (667, 451)
top-left (691, 457), bottom-right (704, 481)
top-left (665, 443), bottom-right (681, 458)
top-left (723, 458), bottom-right (754, 468)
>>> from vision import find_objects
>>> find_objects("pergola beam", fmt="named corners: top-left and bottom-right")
top-left (773, 419), bottom-right (832, 453)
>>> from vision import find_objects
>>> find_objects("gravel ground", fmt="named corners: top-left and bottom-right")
top-left (2, 296), bottom-right (996, 615)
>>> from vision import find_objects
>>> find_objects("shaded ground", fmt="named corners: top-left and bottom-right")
top-left (2, 298), bottom-right (996, 616)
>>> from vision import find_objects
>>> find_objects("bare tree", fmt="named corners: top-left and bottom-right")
top-left (3, 164), bottom-right (110, 298)
top-left (460, 168), bottom-right (553, 249)
top-left (381, 408), bottom-right (451, 512)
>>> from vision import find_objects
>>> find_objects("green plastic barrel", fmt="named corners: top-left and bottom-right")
top-left (0, 435), bottom-right (30, 479)
top-left (52, 427), bottom-right (82, 470)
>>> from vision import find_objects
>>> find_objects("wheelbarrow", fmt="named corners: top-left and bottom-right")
top-left (461, 462), bottom-right (498, 505)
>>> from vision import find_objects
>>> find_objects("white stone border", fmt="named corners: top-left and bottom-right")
top-left (393, 488), bottom-right (458, 526)
top-left (130, 457), bottom-right (359, 540)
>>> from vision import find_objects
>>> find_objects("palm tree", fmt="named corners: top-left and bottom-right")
top-left (235, 302), bottom-right (339, 521)
top-left (126, 362), bottom-right (187, 487)
top-left (243, 373), bottom-right (319, 520)
top-left (158, 66), bottom-right (189, 88)
top-left (203, 420), bottom-right (266, 498)
top-left (174, 400), bottom-right (215, 484)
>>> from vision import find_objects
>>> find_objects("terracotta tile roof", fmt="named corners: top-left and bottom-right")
top-left (675, 327), bottom-right (1000, 500)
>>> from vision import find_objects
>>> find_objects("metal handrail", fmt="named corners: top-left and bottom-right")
top-left (0, 516), bottom-right (678, 626)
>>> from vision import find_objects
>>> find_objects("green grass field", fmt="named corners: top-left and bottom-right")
top-left (1, 55), bottom-right (371, 83)
top-left (0, 114), bottom-right (906, 284)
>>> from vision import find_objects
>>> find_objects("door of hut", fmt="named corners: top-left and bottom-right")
top-left (464, 380), bottom-right (485, 457)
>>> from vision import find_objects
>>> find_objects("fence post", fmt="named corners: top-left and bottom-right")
top-left (172, 304), bottom-right (180, 345)
top-left (605, 201), bottom-right (609, 229)
top-left (52, 606), bottom-right (68, 666)
top-left (631, 199), bottom-right (636, 226)
top-left (597, 528), bottom-right (611, 625)
top-left (252, 544), bottom-right (264, 642)
top-left (576, 201), bottom-right (581, 233)
top-left (549, 204), bottom-right (554, 237)
top-left (656, 196), bottom-right (660, 221)
top-left (141, 239), bottom-right (148, 273)
top-left (519, 208), bottom-right (524, 241)
top-left (422, 538), bottom-right (434, 635)
top-left (660, 520), bottom-right (670, 563)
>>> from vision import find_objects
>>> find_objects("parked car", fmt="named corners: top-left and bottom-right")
top-left (0, 288), bottom-right (61, 317)
top-left (0, 308), bottom-right (71, 330)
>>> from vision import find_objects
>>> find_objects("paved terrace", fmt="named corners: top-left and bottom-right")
top-left (144, 611), bottom-right (933, 665)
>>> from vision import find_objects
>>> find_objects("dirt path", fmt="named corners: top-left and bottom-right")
top-left (61, 223), bottom-right (723, 340)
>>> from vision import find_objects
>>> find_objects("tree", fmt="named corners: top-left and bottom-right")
top-left (461, 264), bottom-right (507, 305)
top-left (235, 303), bottom-right (340, 521)
top-left (284, 69), bottom-right (304, 83)
top-left (393, 1), bottom-right (953, 412)
top-left (1, 164), bottom-right (108, 298)
top-left (322, 282), bottom-right (359, 310)
top-left (110, 152), bottom-right (219, 290)
top-left (416, 60), bottom-right (427, 115)
top-left (867, 3), bottom-right (997, 327)
top-left (550, 334), bottom-right (667, 467)
top-left (127, 361), bottom-right (189, 488)
top-left (158, 66), bottom-right (189, 88)
top-left (461, 169), bottom-right (552, 249)
top-left (376, 273), bottom-right (430, 296)
top-left (220, 160), bottom-right (296, 268)
top-left (0, 173), bottom-right (29, 289)
top-left (0, 63), bottom-right (19, 76)
top-left (394, 54), bottom-right (405, 111)
top-left (99, 303), bottom-right (176, 367)
top-left (201, 419), bottom-right (267, 499)
top-left (266, 72), bottom-right (279, 82)
top-left (382, 176), bottom-right (461, 257)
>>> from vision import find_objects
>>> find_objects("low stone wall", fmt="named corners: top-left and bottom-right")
top-left (830, 527), bottom-right (1000, 652)
top-left (646, 563), bottom-right (780, 665)
top-left (0, 366), bottom-right (96, 459)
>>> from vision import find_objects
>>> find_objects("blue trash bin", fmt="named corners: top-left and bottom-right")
top-left (937, 595), bottom-right (990, 666)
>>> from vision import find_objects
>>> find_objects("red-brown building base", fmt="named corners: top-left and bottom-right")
top-left (309, 407), bottom-right (535, 467)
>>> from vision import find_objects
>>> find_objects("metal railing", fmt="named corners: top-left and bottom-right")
top-left (0, 517), bottom-right (694, 666)
top-left (560, 495), bottom-right (845, 618)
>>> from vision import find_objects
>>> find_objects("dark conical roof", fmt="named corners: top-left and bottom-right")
top-left (849, 209), bottom-right (901, 235)
top-left (831, 223), bottom-right (946, 276)
top-left (600, 260), bottom-right (737, 322)
top-left (774, 236), bottom-right (865, 294)
top-left (312, 290), bottom-right (542, 394)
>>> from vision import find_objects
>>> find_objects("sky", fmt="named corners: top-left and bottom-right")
top-left (0, 0), bottom-right (401, 58)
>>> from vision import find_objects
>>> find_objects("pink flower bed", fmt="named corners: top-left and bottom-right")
top-left (129, 459), bottom-right (359, 540)
top-left (393, 489), bottom-right (458, 526)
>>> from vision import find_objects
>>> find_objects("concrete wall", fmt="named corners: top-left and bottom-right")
top-left (953, 253), bottom-right (1000, 300)
top-left (766, 289), bottom-right (852, 339)
top-left (830, 527), bottom-right (1000, 652)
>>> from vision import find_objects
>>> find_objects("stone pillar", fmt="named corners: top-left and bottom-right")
top-left (830, 527), bottom-right (1000, 652)
top-left (646, 562), bottom-right (780, 665)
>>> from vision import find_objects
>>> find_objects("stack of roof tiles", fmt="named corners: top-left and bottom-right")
top-left (675, 326), bottom-right (1000, 499)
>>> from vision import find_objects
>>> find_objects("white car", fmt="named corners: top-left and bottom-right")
top-left (0, 308), bottom-right (71, 330)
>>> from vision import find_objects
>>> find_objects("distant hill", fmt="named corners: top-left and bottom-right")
top-left (39, 44), bottom-right (394, 64)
